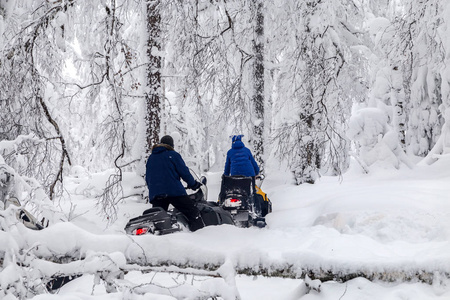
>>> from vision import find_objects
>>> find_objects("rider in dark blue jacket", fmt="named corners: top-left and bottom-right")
top-left (145, 135), bottom-right (203, 231)
top-left (223, 135), bottom-right (262, 216)
top-left (224, 135), bottom-right (260, 177)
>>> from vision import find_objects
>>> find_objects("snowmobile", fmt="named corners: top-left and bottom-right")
top-left (3, 197), bottom-right (46, 230)
top-left (125, 171), bottom-right (234, 236)
top-left (1, 164), bottom-right (46, 230)
top-left (218, 174), bottom-right (272, 228)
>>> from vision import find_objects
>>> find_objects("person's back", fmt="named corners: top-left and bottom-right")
top-left (145, 135), bottom-right (203, 231)
top-left (222, 135), bottom-right (262, 218)
top-left (224, 135), bottom-right (259, 177)
top-left (146, 143), bottom-right (194, 201)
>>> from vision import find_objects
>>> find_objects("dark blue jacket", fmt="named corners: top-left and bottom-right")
top-left (145, 144), bottom-right (196, 201)
top-left (224, 141), bottom-right (260, 177)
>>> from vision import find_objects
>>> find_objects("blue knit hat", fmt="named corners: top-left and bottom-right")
top-left (231, 135), bottom-right (244, 143)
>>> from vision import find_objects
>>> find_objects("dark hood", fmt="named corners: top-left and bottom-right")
top-left (152, 143), bottom-right (174, 153)
top-left (232, 140), bottom-right (245, 149)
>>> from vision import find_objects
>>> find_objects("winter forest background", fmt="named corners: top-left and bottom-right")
top-left (2, 0), bottom-right (450, 193)
top-left (1, 0), bottom-right (450, 299)
top-left (2, 0), bottom-right (450, 199)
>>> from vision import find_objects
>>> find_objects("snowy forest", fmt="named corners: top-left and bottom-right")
top-left (1, 0), bottom-right (450, 299)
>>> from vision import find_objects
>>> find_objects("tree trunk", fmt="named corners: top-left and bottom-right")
top-left (392, 66), bottom-right (406, 146)
top-left (252, 0), bottom-right (265, 174)
top-left (145, 0), bottom-right (162, 153)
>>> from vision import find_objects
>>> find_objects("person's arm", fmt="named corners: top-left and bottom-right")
top-left (172, 152), bottom-right (197, 187)
top-left (145, 156), bottom-right (152, 187)
top-left (249, 150), bottom-right (260, 175)
top-left (224, 152), bottom-right (231, 176)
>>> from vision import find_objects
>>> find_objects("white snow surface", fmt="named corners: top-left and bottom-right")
top-left (5, 156), bottom-right (450, 299)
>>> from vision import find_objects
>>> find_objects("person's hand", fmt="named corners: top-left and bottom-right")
top-left (190, 181), bottom-right (202, 190)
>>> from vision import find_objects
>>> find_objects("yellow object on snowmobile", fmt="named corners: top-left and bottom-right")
top-left (255, 184), bottom-right (269, 202)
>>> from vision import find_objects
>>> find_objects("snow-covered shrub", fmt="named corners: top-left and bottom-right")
top-left (348, 108), bottom-right (413, 170)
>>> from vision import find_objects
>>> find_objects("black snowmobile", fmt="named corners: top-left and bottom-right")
top-left (218, 174), bottom-right (272, 228)
top-left (125, 171), bottom-right (234, 236)
top-left (1, 164), bottom-right (47, 230)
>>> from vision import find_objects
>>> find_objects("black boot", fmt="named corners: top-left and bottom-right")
top-left (189, 214), bottom-right (205, 231)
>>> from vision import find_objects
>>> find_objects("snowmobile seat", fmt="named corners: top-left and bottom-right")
top-left (125, 207), bottom-right (174, 235)
top-left (197, 201), bottom-right (234, 226)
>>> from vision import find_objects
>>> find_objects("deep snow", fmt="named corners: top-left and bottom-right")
top-left (4, 155), bottom-right (450, 299)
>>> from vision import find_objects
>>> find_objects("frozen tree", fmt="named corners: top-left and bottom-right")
top-left (371, 0), bottom-right (444, 158)
top-left (160, 1), bottom-right (264, 171)
top-left (270, 0), bottom-right (361, 184)
top-left (252, 0), bottom-right (265, 173)
top-left (51, 0), bottom-right (149, 221)
top-left (348, 0), bottom-right (409, 170)
top-left (1, 0), bottom-right (153, 218)
top-left (156, 1), bottom-right (221, 172)
top-left (400, 0), bottom-right (444, 157)
top-left (421, 0), bottom-right (450, 164)
top-left (145, 0), bottom-right (162, 152)
top-left (0, 0), bottom-right (75, 199)
top-left (352, 0), bottom-right (447, 169)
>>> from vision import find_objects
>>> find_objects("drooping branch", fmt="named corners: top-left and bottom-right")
top-left (37, 96), bottom-right (72, 200)
top-left (0, 1), bottom-right (77, 199)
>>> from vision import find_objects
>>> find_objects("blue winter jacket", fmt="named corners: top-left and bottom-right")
top-left (145, 144), bottom-right (196, 201)
top-left (224, 141), bottom-right (260, 177)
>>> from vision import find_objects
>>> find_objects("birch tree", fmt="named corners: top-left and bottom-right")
top-left (252, 0), bottom-right (265, 173)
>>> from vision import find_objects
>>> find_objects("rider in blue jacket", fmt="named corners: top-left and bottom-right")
top-left (145, 135), bottom-right (204, 231)
top-left (224, 135), bottom-right (259, 177)
top-left (223, 135), bottom-right (262, 216)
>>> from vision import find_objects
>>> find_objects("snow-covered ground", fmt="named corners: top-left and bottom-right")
top-left (4, 156), bottom-right (450, 299)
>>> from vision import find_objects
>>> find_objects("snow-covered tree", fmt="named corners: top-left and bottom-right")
top-left (351, 0), bottom-right (447, 170)
top-left (160, 1), bottom-right (266, 171)
top-left (270, 0), bottom-right (362, 184)
top-left (421, 0), bottom-right (450, 164)
top-left (251, 0), bottom-right (265, 173)
top-left (401, 0), bottom-right (444, 157)
top-left (145, 0), bottom-right (162, 152)
top-left (0, 1), bottom-right (75, 199)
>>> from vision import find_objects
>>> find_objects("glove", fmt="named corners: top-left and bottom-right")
top-left (190, 181), bottom-right (202, 191)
